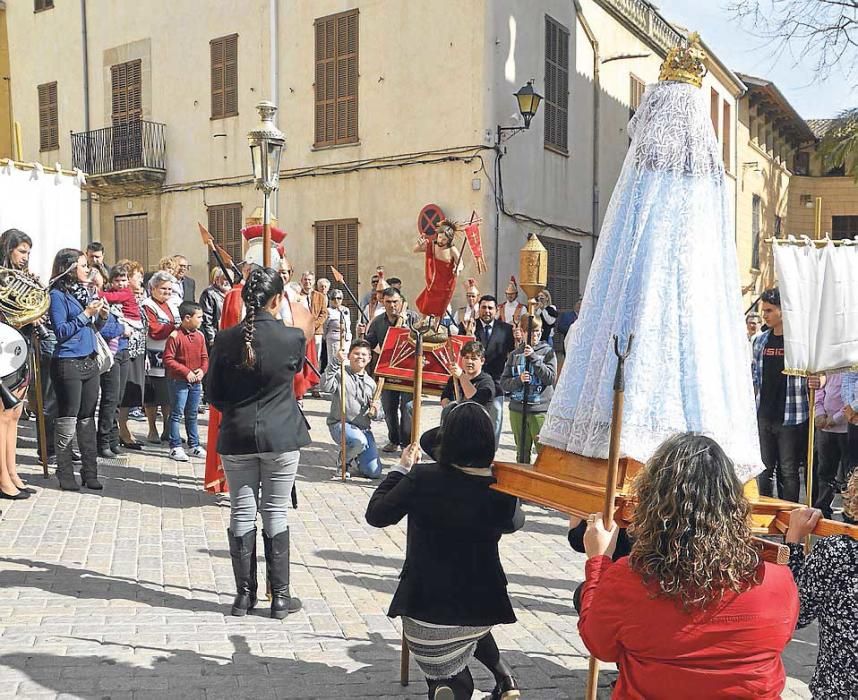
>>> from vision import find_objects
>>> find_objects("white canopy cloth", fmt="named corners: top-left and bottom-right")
top-left (539, 81), bottom-right (763, 482)
top-left (0, 161), bottom-right (84, 281)
top-left (773, 238), bottom-right (858, 375)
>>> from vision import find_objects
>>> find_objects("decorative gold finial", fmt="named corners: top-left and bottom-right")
top-left (658, 32), bottom-right (707, 88)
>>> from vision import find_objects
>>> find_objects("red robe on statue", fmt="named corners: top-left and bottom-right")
top-left (204, 284), bottom-right (244, 494)
top-left (415, 245), bottom-right (457, 318)
top-left (203, 286), bottom-right (318, 494)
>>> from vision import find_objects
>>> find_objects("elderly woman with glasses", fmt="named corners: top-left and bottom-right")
top-left (323, 289), bottom-right (352, 365)
top-left (366, 402), bottom-right (524, 700)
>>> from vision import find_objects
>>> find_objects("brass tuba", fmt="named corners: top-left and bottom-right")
top-left (0, 267), bottom-right (50, 328)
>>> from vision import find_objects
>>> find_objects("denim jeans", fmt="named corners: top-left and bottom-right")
top-left (328, 422), bottom-right (382, 478)
top-left (167, 378), bottom-right (202, 449)
top-left (222, 450), bottom-right (300, 536)
top-left (381, 389), bottom-right (413, 447)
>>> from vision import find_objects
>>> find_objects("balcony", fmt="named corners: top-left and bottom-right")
top-left (71, 120), bottom-right (166, 196)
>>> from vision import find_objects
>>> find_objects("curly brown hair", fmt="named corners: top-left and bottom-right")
top-left (628, 433), bottom-right (761, 611)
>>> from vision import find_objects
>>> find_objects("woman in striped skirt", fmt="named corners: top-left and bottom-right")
top-left (366, 401), bottom-right (524, 700)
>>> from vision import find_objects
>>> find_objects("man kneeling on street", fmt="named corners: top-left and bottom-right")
top-left (323, 339), bottom-right (383, 479)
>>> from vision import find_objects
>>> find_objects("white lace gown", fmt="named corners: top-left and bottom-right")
top-left (540, 81), bottom-right (763, 482)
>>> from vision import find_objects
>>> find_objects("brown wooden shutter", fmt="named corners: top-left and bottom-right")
top-left (111, 60), bottom-right (142, 124)
top-left (208, 203), bottom-right (243, 271)
top-left (722, 102), bottom-right (731, 171)
top-left (315, 10), bottom-right (358, 147)
top-left (38, 82), bottom-right (58, 151)
top-left (211, 35), bottom-right (238, 119)
top-left (315, 218), bottom-right (359, 319)
top-left (541, 236), bottom-right (580, 310)
top-left (544, 16), bottom-right (569, 153)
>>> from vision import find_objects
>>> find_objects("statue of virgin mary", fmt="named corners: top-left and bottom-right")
top-left (540, 35), bottom-right (763, 483)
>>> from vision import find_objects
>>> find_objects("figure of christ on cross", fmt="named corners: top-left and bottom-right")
top-left (413, 219), bottom-right (461, 331)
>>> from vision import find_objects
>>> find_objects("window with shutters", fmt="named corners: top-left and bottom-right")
top-left (37, 82), bottom-right (59, 151)
top-left (544, 16), bottom-right (569, 154)
top-left (34, 0), bottom-right (54, 11)
top-left (540, 236), bottom-right (580, 310)
top-left (114, 214), bottom-right (150, 270)
top-left (722, 102), bottom-right (731, 172)
top-left (314, 10), bottom-right (359, 147)
top-left (111, 60), bottom-right (143, 169)
top-left (211, 34), bottom-right (239, 119)
top-left (629, 74), bottom-right (645, 120)
top-left (207, 203), bottom-right (243, 272)
top-left (314, 219), bottom-right (359, 319)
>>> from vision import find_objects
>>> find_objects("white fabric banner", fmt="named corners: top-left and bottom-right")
top-left (0, 161), bottom-right (83, 282)
top-left (773, 237), bottom-right (858, 374)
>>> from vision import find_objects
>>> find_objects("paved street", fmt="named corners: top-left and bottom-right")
top-left (0, 398), bottom-right (816, 699)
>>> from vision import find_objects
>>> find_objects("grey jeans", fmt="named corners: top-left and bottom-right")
top-left (222, 450), bottom-right (300, 537)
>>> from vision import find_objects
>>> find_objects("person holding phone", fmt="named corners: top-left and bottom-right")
top-left (48, 248), bottom-right (122, 491)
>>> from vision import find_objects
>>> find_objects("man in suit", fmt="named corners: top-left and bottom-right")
top-left (474, 294), bottom-right (515, 443)
top-left (173, 255), bottom-right (196, 303)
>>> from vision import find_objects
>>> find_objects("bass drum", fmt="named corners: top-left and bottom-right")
top-left (0, 323), bottom-right (29, 392)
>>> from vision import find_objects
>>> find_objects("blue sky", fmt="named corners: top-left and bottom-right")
top-left (653, 0), bottom-right (856, 119)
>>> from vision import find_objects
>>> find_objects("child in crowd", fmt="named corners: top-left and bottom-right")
top-left (163, 301), bottom-right (208, 462)
top-left (500, 314), bottom-right (557, 464)
top-left (322, 339), bottom-right (382, 479)
top-left (441, 340), bottom-right (495, 409)
top-left (785, 494), bottom-right (858, 700)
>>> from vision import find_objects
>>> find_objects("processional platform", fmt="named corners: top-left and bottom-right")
top-left (492, 445), bottom-right (858, 559)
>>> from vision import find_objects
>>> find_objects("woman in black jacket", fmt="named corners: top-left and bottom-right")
top-left (366, 401), bottom-right (523, 700)
top-left (206, 266), bottom-right (310, 620)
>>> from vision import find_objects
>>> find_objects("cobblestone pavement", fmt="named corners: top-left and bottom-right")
top-left (0, 397), bottom-right (816, 699)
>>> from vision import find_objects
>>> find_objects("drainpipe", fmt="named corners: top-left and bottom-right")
top-left (269, 0), bottom-right (279, 219)
top-left (573, 0), bottom-right (600, 261)
top-left (80, 0), bottom-right (92, 242)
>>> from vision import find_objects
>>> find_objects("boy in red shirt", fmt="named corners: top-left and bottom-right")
top-left (163, 301), bottom-right (208, 461)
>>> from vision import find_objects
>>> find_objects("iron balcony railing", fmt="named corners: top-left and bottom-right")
top-left (71, 119), bottom-right (166, 176)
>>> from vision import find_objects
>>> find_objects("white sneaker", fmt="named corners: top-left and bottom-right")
top-left (170, 447), bottom-right (190, 462)
top-left (190, 445), bottom-right (206, 458)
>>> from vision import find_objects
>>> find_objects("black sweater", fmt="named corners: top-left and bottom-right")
top-left (366, 462), bottom-right (523, 626)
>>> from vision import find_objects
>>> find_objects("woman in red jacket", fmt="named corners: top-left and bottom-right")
top-left (578, 433), bottom-right (798, 699)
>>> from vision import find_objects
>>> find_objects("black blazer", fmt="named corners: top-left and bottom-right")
top-left (474, 319), bottom-right (515, 389)
top-left (366, 462), bottom-right (523, 626)
top-left (207, 311), bottom-right (311, 455)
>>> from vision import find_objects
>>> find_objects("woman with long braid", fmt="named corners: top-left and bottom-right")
top-left (206, 267), bottom-right (310, 619)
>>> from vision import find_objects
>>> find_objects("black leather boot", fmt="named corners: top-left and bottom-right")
top-left (77, 418), bottom-right (103, 490)
top-left (228, 528), bottom-right (258, 616)
top-left (262, 529), bottom-right (302, 619)
top-left (54, 417), bottom-right (80, 491)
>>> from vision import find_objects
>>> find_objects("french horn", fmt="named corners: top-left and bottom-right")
top-left (0, 267), bottom-right (50, 328)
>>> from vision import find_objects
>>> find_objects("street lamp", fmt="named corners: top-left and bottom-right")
top-left (247, 101), bottom-right (285, 267)
top-left (497, 79), bottom-right (543, 144)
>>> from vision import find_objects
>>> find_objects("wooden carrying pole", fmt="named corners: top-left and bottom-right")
top-left (31, 339), bottom-right (50, 478)
top-left (517, 304), bottom-right (535, 464)
top-left (805, 385), bottom-right (817, 552)
top-left (400, 317), bottom-right (428, 686)
top-left (585, 334), bottom-right (633, 700)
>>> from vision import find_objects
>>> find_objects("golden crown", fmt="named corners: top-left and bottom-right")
top-left (658, 32), bottom-right (707, 88)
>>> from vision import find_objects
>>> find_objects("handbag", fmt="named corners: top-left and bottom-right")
top-left (94, 331), bottom-right (115, 375)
